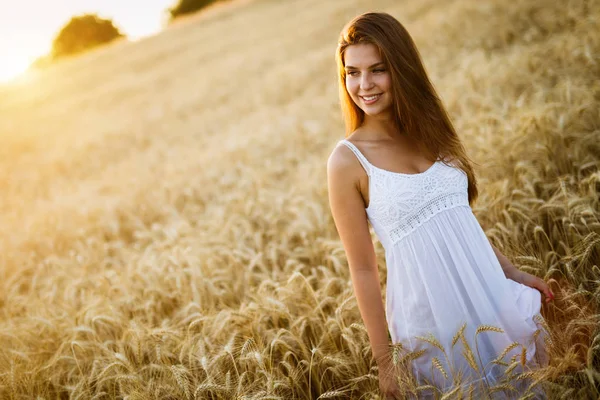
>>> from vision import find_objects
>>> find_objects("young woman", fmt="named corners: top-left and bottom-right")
top-left (326, 12), bottom-right (554, 399)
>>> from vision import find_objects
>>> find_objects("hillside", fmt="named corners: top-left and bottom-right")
top-left (0, 0), bottom-right (598, 398)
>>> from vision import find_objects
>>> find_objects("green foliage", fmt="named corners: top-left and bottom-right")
top-left (51, 14), bottom-right (125, 59)
top-left (169, 0), bottom-right (222, 20)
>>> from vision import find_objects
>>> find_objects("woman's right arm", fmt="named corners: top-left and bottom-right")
top-left (326, 145), bottom-right (391, 364)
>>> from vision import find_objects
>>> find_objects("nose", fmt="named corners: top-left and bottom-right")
top-left (360, 73), bottom-right (374, 91)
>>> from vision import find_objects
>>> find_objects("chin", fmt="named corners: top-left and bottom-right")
top-left (364, 103), bottom-right (390, 113)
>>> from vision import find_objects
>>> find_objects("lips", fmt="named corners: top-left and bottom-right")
top-left (360, 93), bottom-right (382, 105)
top-left (360, 94), bottom-right (382, 99)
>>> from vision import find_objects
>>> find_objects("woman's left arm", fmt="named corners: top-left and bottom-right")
top-left (490, 243), bottom-right (555, 303)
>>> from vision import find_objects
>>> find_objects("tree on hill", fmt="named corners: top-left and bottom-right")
top-left (51, 14), bottom-right (125, 59)
top-left (168, 0), bottom-right (222, 20)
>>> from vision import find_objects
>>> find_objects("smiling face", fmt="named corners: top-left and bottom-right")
top-left (344, 43), bottom-right (393, 119)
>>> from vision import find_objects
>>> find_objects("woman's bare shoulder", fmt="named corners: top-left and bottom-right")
top-left (327, 140), bottom-right (363, 183)
top-left (328, 128), bottom-right (367, 165)
top-left (328, 141), bottom-right (352, 167)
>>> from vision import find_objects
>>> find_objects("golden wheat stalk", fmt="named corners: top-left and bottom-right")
top-left (460, 335), bottom-right (479, 372)
top-left (431, 357), bottom-right (449, 380)
top-left (452, 322), bottom-right (467, 348)
top-left (493, 341), bottom-right (521, 363)
top-left (415, 333), bottom-right (446, 353)
top-left (440, 384), bottom-right (461, 400)
top-left (474, 325), bottom-right (504, 336)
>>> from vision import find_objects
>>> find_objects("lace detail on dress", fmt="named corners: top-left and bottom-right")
top-left (338, 139), bottom-right (470, 247)
top-left (388, 192), bottom-right (469, 243)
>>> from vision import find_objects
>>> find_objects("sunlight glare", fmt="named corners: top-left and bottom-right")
top-left (0, 57), bottom-right (30, 83)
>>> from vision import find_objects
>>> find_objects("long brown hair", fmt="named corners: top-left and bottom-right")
top-left (335, 12), bottom-right (479, 206)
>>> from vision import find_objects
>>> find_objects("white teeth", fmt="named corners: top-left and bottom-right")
top-left (363, 94), bottom-right (380, 101)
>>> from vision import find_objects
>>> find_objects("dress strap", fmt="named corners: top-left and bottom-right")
top-left (339, 139), bottom-right (372, 176)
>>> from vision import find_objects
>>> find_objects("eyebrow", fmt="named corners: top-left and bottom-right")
top-left (344, 62), bottom-right (385, 70)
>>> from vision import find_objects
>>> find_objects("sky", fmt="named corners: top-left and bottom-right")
top-left (0, 0), bottom-right (176, 82)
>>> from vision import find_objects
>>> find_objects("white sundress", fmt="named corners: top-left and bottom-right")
top-left (338, 139), bottom-right (548, 398)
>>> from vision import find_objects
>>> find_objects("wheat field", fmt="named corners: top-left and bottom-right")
top-left (0, 0), bottom-right (599, 398)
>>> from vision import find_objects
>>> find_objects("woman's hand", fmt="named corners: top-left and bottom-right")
top-left (489, 243), bottom-right (556, 304)
top-left (518, 271), bottom-right (555, 304)
top-left (377, 358), bottom-right (403, 399)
